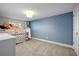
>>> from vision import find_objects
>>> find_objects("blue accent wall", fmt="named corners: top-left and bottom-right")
top-left (0, 18), bottom-right (8, 22)
top-left (29, 12), bottom-right (73, 45)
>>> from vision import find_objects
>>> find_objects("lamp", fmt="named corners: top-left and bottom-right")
top-left (26, 10), bottom-right (34, 18)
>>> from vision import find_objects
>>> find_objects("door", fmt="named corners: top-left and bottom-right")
top-left (73, 4), bottom-right (79, 55)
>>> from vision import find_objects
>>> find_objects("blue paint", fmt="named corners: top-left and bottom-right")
top-left (0, 18), bottom-right (8, 22)
top-left (29, 12), bottom-right (73, 45)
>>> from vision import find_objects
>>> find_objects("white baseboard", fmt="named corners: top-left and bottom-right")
top-left (32, 37), bottom-right (73, 48)
top-left (73, 45), bottom-right (78, 56)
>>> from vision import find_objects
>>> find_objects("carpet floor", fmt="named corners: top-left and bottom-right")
top-left (16, 39), bottom-right (76, 56)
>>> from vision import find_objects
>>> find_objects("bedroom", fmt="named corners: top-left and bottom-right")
top-left (0, 3), bottom-right (79, 56)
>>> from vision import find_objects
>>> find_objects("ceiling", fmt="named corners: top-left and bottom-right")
top-left (0, 3), bottom-right (75, 21)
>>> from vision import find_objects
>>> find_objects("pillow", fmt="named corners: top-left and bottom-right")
top-left (0, 29), bottom-right (5, 33)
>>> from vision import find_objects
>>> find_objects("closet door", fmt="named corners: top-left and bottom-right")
top-left (73, 4), bottom-right (79, 55)
top-left (77, 5), bottom-right (79, 55)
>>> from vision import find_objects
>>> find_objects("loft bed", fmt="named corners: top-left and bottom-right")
top-left (0, 22), bottom-right (29, 43)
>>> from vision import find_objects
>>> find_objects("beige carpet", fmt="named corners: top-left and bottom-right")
top-left (16, 39), bottom-right (76, 56)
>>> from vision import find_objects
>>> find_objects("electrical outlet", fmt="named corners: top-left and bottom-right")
top-left (46, 37), bottom-right (48, 39)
